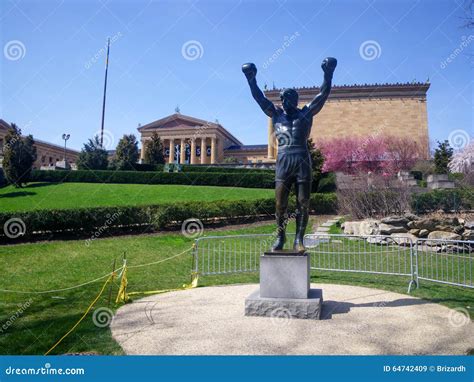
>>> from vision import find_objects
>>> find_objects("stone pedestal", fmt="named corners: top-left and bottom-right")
top-left (244, 250), bottom-right (323, 320)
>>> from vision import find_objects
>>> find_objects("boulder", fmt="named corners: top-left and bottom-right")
top-left (434, 225), bottom-right (454, 233)
top-left (404, 213), bottom-right (419, 221)
top-left (464, 221), bottom-right (474, 230)
top-left (379, 223), bottom-right (407, 235)
top-left (380, 216), bottom-right (409, 226)
top-left (343, 221), bottom-right (360, 235)
top-left (367, 236), bottom-right (387, 245)
top-left (427, 231), bottom-right (461, 241)
top-left (407, 221), bottom-right (416, 229)
top-left (453, 225), bottom-right (464, 235)
top-left (418, 229), bottom-right (430, 238)
top-left (359, 219), bottom-right (380, 236)
top-left (409, 229), bottom-right (420, 236)
top-left (413, 218), bottom-right (439, 231)
top-left (390, 233), bottom-right (417, 246)
top-left (462, 230), bottom-right (474, 241)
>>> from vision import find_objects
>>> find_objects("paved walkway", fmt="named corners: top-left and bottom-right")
top-left (111, 283), bottom-right (473, 355)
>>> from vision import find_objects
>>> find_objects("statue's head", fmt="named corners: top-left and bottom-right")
top-left (280, 88), bottom-right (299, 113)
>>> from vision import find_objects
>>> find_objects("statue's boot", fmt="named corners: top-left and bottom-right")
top-left (293, 210), bottom-right (309, 253)
top-left (272, 214), bottom-right (287, 251)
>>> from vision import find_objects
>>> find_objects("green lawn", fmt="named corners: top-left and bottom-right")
top-left (0, 182), bottom-right (274, 212)
top-left (0, 219), bottom-right (472, 355)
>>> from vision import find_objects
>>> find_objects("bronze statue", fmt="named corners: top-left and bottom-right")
top-left (242, 57), bottom-right (337, 252)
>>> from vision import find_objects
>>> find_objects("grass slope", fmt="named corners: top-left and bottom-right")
top-left (0, 182), bottom-right (274, 212)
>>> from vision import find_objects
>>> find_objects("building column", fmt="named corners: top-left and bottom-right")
top-left (201, 137), bottom-right (207, 165)
top-left (267, 117), bottom-right (275, 160)
top-left (190, 138), bottom-right (196, 165)
top-left (210, 137), bottom-right (217, 164)
top-left (169, 139), bottom-right (175, 164)
top-left (180, 138), bottom-right (186, 164)
top-left (140, 140), bottom-right (146, 161)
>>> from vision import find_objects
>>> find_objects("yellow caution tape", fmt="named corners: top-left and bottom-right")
top-left (127, 272), bottom-right (199, 297)
top-left (45, 273), bottom-right (114, 356)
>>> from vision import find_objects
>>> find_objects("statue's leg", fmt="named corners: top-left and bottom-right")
top-left (293, 181), bottom-right (311, 252)
top-left (272, 181), bottom-right (291, 251)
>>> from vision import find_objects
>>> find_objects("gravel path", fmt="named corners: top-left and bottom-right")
top-left (111, 283), bottom-right (473, 355)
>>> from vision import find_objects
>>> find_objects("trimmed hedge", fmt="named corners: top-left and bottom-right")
top-left (411, 189), bottom-right (473, 213)
top-left (0, 193), bottom-right (337, 241)
top-left (180, 165), bottom-right (274, 174)
top-left (29, 169), bottom-right (275, 189)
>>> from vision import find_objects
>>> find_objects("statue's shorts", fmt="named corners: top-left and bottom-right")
top-left (275, 146), bottom-right (312, 185)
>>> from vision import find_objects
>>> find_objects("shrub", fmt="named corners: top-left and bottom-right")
top-left (29, 169), bottom-right (276, 189)
top-left (411, 189), bottom-right (473, 214)
top-left (0, 193), bottom-right (337, 241)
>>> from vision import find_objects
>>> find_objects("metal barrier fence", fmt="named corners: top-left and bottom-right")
top-left (415, 238), bottom-right (473, 288)
top-left (193, 233), bottom-right (473, 292)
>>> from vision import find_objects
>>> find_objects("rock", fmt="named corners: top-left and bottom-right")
top-left (453, 225), bottom-right (464, 235)
top-left (407, 221), bottom-right (416, 229)
top-left (404, 213), bottom-right (419, 221)
top-left (462, 230), bottom-right (474, 241)
top-left (380, 216), bottom-right (409, 226)
top-left (343, 221), bottom-right (360, 235)
top-left (409, 229), bottom-right (420, 236)
top-left (379, 223), bottom-right (407, 235)
top-left (458, 218), bottom-right (465, 225)
top-left (418, 229), bottom-right (430, 238)
top-left (367, 236), bottom-right (387, 245)
top-left (413, 218), bottom-right (439, 231)
top-left (427, 231), bottom-right (461, 241)
top-left (359, 219), bottom-right (380, 236)
top-left (390, 233), bottom-right (417, 246)
top-left (441, 217), bottom-right (459, 226)
top-left (464, 221), bottom-right (474, 230)
top-left (434, 225), bottom-right (454, 233)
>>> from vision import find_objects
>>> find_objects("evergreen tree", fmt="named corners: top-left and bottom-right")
top-left (2, 123), bottom-right (37, 188)
top-left (434, 140), bottom-right (453, 174)
top-left (115, 134), bottom-right (139, 170)
top-left (143, 132), bottom-right (165, 165)
top-left (77, 135), bottom-right (109, 170)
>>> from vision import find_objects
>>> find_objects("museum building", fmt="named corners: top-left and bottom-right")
top-left (138, 82), bottom-right (430, 165)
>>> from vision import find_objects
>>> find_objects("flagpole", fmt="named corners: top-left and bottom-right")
top-left (100, 37), bottom-right (110, 148)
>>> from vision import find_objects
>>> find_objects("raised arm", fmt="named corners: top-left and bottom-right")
top-left (306, 57), bottom-right (337, 117)
top-left (242, 63), bottom-right (276, 118)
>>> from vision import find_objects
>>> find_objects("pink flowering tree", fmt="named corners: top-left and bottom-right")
top-left (318, 135), bottom-right (422, 175)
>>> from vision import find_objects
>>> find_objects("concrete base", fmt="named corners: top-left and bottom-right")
top-left (245, 289), bottom-right (323, 320)
top-left (259, 251), bottom-right (310, 299)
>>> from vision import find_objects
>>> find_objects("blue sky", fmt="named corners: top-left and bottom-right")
top-left (1, 0), bottom-right (472, 151)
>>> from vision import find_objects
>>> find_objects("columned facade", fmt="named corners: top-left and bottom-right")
top-left (138, 114), bottom-right (243, 165)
